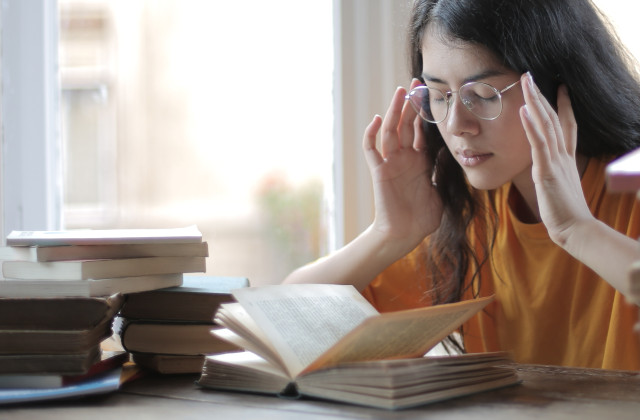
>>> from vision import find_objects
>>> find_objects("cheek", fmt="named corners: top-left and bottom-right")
top-left (494, 108), bottom-right (531, 153)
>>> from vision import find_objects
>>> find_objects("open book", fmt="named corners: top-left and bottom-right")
top-left (197, 284), bottom-right (519, 410)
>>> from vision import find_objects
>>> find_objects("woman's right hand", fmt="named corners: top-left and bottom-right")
top-left (282, 80), bottom-right (443, 289)
top-left (363, 79), bottom-right (443, 256)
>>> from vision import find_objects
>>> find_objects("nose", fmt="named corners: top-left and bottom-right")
top-left (444, 94), bottom-right (480, 137)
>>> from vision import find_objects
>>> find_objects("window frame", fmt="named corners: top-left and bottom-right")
top-left (0, 0), bottom-right (63, 243)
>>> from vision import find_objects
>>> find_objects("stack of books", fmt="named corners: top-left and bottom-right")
top-left (0, 294), bottom-right (128, 391)
top-left (0, 225), bottom-right (207, 298)
top-left (0, 226), bottom-right (207, 398)
top-left (117, 275), bottom-right (249, 374)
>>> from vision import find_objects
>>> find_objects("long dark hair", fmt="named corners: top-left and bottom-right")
top-left (408, 0), bottom-right (640, 313)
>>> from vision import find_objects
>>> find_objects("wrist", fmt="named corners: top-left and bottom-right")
top-left (364, 223), bottom-right (426, 264)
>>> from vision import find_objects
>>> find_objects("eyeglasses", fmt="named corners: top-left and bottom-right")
top-left (405, 79), bottom-right (521, 123)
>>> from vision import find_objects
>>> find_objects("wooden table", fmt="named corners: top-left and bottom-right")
top-left (1, 364), bottom-right (639, 419)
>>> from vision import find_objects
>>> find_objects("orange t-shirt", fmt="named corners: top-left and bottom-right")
top-left (362, 157), bottom-right (640, 370)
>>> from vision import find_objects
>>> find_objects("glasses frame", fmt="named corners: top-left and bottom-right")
top-left (405, 79), bottom-right (521, 124)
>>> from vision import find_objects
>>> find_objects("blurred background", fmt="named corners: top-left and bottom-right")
top-left (58, 0), bottom-right (333, 286)
top-left (56, 0), bottom-right (640, 287)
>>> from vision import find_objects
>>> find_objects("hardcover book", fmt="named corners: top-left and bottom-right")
top-left (131, 353), bottom-right (206, 374)
top-left (0, 241), bottom-right (209, 262)
top-left (120, 275), bottom-right (249, 322)
top-left (0, 318), bottom-right (113, 354)
top-left (6, 225), bottom-right (203, 247)
top-left (0, 351), bottom-right (128, 389)
top-left (1, 256), bottom-right (206, 281)
top-left (118, 321), bottom-right (240, 355)
top-left (0, 273), bottom-right (184, 298)
top-left (0, 294), bottom-right (123, 330)
top-left (0, 346), bottom-right (101, 375)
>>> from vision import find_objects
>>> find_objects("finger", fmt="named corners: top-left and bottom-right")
top-left (362, 114), bottom-right (384, 169)
top-left (398, 79), bottom-right (422, 149)
top-left (521, 73), bottom-right (563, 156)
top-left (413, 115), bottom-right (426, 151)
top-left (520, 104), bottom-right (550, 171)
top-left (380, 86), bottom-right (407, 157)
top-left (556, 84), bottom-right (577, 156)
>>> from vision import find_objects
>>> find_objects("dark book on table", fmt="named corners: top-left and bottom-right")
top-left (0, 350), bottom-right (128, 389)
top-left (131, 353), bottom-right (206, 374)
top-left (120, 275), bottom-right (249, 322)
top-left (0, 294), bottom-right (123, 330)
top-left (0, 345), bottom-right (101, 375)
top-left (0, 318), bottom-right (113, 355)
top-left (117, 319), bottom-right (241, 355)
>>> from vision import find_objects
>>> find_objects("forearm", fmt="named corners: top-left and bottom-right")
top-left (282, 224), bottom-right (414, 291)
top-left (562, 218), bottom-right (640, 302)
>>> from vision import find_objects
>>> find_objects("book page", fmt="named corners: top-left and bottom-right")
top-left (302, 296), bottom-right (494, 375)
top-left (231, 284), bottom-right (379, 378)
top-left (214, 303), bottom-right (285, 372)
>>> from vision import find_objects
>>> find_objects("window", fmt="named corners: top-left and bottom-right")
top-left (57, 0), bottom-right (334, 286)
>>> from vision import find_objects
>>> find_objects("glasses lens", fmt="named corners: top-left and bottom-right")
top-left (407, 87), bottom-right (447, 123)
top-left (459, 82), bottom-right (502, 120)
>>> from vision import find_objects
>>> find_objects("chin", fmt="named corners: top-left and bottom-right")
top-left (464, 173), bottom-right (509, 191)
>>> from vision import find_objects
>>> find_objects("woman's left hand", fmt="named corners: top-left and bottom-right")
top-left (519, 72), bottom-right (594, 248)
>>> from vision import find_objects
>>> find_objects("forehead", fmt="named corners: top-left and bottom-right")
top-left (420, 25), bottom-right (508, 81)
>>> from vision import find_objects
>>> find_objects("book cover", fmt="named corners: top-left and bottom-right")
top-left (605, 148), bottom-right (640, 191)
top-left (131, 353), bottom-right (206, 374)
top-left (6, 225), bottom-right (203, 247)
top-left (120, 275), bottom-right (250, 322)
top-left (0, 351), bottom-right (128, 389)
top-left (0, 241), bottom-right (209, 262)
top-left (2, 256), bottom-right (206, 281)
top-left (0, 366), bottom-right (122, 405)
top-left (0, 294), bottom-right (123, 330)
top-left (0, 346), bottom-right (101, 375)
top-left (0, 273), bottom-right (184, 298)
top-left (118, 320), bottom-right (241, 355)
top-left (0, 318), bottom-right (113, 354)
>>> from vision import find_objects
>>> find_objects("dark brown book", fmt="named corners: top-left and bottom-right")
top-left (0, 345), bottom-right (101, 375)
top-left (131, 353), bottom-right (206, 374)
top-left (0, 294), bottom-right (123, 330)
top-left (118, 321), bottom-right (240, 355)
top-left (0, 351), bottom-right (128, 388)
top-left (0, 318), bottom-right (113, 355)
top-left (120, 275), bottom-right (249, 322)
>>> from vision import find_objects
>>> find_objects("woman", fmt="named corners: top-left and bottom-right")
top-left (284, 0), bottom-right (640, 370)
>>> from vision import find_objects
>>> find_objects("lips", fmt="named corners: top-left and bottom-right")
top-left (457, 149), bottom-right (493, 167)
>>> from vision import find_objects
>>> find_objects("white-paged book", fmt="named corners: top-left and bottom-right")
top-left (1, 256), bottom-right (206, 280)
top-left (0, 241), bottom-right (209, 262)
top-left (0, 273), bottom-right (183, 298)
top-left (6, 225), bottom-right (202, 247)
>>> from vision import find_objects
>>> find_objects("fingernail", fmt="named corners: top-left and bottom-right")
top-left (526, 71), bottom-right (534, 88)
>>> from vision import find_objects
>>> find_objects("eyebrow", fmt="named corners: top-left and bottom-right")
top-left (421, 69), bottom-right (507, 85)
